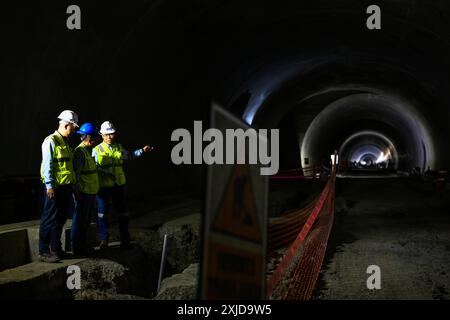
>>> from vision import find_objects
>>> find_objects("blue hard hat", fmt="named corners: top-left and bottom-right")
top-left (77, 123), bottom-right (98, 135)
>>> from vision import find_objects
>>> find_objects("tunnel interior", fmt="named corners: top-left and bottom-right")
top-left (3, 0), bottom-right (450, 184)
top-left (300, 92), bottom-right (432, 172)
top-left (339, 131), bottom-right (399, 169)
top-left (1, 0), bottom-right (450, 222)
top-left (1, 0), bottom-right (450, 301)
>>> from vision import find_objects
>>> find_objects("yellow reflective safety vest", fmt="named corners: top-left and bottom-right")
top-left (94, 142), bottom-right (126, 188)
top-left (40, 131), bottom-right (76, 186)
top-left (74, 143), bottom-right (99, 194)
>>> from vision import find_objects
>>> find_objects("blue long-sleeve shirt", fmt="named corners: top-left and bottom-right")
top-left (41, 131), bottom-right (70, 190)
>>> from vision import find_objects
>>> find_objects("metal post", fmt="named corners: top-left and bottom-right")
top-left (157, 234), bottom-right (168, 293)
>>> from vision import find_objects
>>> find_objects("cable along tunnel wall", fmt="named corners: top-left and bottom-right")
top-left (267, 166), bottom-right (336, 299)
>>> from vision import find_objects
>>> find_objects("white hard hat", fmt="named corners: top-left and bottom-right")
top-left (57, 110), bottom-right (79, 127)
top-left (100, 121), bottom-right (116, 134)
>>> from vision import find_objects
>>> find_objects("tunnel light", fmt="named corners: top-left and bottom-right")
top-left (376, 149), bottom-right (391, 164)
top-left (376, 152), bottom-right (386, 163)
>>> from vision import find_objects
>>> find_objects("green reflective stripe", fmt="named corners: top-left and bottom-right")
top-left (54, 157), bottom-right (71, 162)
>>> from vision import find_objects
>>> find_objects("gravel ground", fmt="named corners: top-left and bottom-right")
top-left (314, 178), bottom-right (450, 300)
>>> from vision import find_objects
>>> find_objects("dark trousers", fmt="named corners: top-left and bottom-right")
top-left (96, 186), bottom-right (129, 243)
top-left (71, 192), bottom-right (96, 254)
top-left (39, 184), bottom-right (73, 254)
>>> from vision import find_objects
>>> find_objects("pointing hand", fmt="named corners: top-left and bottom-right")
top-left (142, 145), bottom-right (154, 153)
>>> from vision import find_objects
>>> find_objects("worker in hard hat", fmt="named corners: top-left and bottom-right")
top-left (93, 121), bottom-right (153, 249)
top-left (39, 110), bottom-right (79, 263)
top-left (71, 123), bottom-right (100, 257)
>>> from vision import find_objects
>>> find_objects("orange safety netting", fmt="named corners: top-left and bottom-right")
top-left (267, 169), bottom-right (336, 299)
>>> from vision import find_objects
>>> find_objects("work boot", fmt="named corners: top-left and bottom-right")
top-left (39, 252), bottom-right (61, 263)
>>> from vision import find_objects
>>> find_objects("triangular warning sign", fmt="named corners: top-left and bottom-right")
top-left (212, 164), bottom-right (261, 242)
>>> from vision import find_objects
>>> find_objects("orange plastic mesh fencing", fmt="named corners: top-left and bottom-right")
top-left (267, 170), bottom-right (336, 299)
top-left (283, 187), bottom-right (334, 299)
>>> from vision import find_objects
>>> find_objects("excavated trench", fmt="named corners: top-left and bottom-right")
top-left (75, 182), bottom-right (317, 300)
top-left (0, 181), bottom-right (323, 300)
top-left (74, 214), bottom-right (202, 300)
top-left (0, 213), bottom-right (201, 300)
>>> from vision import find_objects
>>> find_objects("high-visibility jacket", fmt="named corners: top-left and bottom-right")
top-left (40, 131), bottom-right (76, 186)
top-left (74, 143), bottom-right (99, 194)
top-left (94, 142), bottom-right (126, 188)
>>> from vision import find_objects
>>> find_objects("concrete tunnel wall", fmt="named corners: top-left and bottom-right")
top-left (2, 0), bottom-right (450, 223)
top-left (300, 93), bottom-right (434, 171)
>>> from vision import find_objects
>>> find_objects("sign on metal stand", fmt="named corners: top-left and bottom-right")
top-left (200, 103), bottom-right (268, 299)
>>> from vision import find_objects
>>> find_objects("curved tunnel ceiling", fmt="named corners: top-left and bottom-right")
top-left (223, 54), bottom-right (440, 171)
top-left (221, 55), bottom-right (442, 171)
top-left (79, 0), bottom-right (450, 175)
